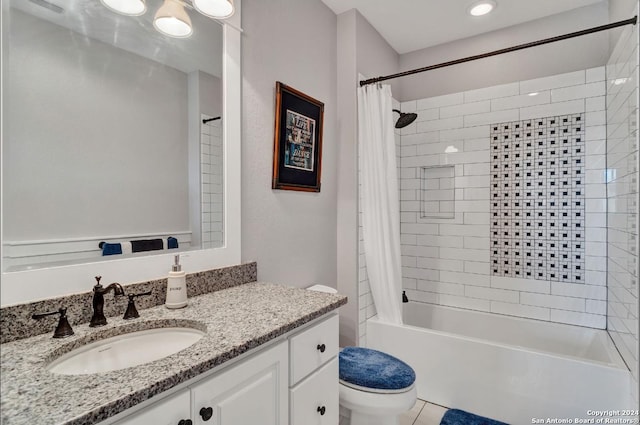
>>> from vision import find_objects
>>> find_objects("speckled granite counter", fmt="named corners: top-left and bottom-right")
top-left (0, 282), bottom-right (347, 425)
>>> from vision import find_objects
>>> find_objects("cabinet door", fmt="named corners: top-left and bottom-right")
top-left (289, 314), bottom-right (339, 385)
top-left (290, 357), bottom-right (338, 425)
top-left (113, 390), bottom-right (191, 425)
top-left (191, 341), bottom-right (288, 425)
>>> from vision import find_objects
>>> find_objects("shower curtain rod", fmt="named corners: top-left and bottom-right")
top-left (359, 16), bottom-right (638, 87)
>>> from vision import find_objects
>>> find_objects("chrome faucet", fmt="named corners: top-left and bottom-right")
top-left (90, 276), bottom-right (125, 327)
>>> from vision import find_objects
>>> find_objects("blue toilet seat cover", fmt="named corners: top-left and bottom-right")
top-left (339, 347), bottom-right (416, 390)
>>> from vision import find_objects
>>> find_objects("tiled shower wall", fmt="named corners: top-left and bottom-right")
top-left (398, 68), bottom-right (608, 329)
top-left (606, 17), bottom-right (639, 401)
top-left (201, 115), bottom-right (224, 248)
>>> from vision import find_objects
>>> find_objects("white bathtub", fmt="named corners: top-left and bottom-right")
top-left (366, 302), bottom-right (632, 424)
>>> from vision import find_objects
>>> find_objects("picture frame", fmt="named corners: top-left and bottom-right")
top-left (272, 81), bottom-right (324, 192)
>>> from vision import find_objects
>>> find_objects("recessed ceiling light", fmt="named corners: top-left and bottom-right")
top-left (468, 1), bottom-right (496, 17)
top-left (100, 0), bottom-right (146, 16)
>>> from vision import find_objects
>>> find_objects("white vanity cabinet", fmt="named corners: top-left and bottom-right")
top-left (288, 314), bottom-right (339, 425)
top-left (111, 313), bottom-right (339, 425)
top-left (190, 341), bottom-right (288, 425)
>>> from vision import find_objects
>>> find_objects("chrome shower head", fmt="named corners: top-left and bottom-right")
top-left (393, 109), bottom-right (418, 129)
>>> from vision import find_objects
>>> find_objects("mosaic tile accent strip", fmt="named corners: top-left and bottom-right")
top-left (490, 114), bottom-right (585, 283)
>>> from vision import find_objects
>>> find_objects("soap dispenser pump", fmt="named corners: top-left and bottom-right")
top-left (165, 254), bottom-right (187, 309)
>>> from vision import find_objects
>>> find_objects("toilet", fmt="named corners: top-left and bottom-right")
top-left (306, 285), bottom-right (417, 425)
top-left (339, 346), bottom-right (416, 425)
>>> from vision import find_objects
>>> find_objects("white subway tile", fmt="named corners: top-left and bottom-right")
top-left (401, 234), bottom-right (417, 245)
top-left (415, 107), bottom-right (440, 122)
top-left (464, 138), bottom-right (491, 152)
top-left (586, 183), bottom-right (606, 199)
top-left (464, 261), bottom-right (490, 275)
top-left (464, 82), bottom-right (519, 102)
top-left (551, 282), bottom-right (607, 300)
top-left (586, 110), bottom-right (606, 126)
top-left (585, 213), bottom-right (607, 228)
top-left (417, 92), bottom-right (464, 110)
top-left (417, 116), bottom-right (464, 133)
top-left (463, 188), bottom-right (490, 201)
top-left (402, 255), bottom-right (417, 268)
top-left (585, 66), bottom-right (606, 83)
top-left (464, 109), bottom-right (519, 127)
top-left (465, 286), bottom-right (519, 303)
top-left (402, 245), bottom-right (439, 258)
top-left (520, 70), bottom-right (585, 93)
top-left (551, 82), bottom-right (605, 102)
top-left (521, 293), bottom-right (585, 312)
top-left (405, 289), bottom-right (440, 304)
top-left (440, 223), bottom-right (489, 237)
top-left (438, 294), bottom-right (491, 311)
top-left (586, 139), bottom-right (606, 156)
top-left (401, 223), bottom-right (439, 235)
top-left (463, 163), bottom-right (490, 176)
top-left (520, 99), bottom-right (585, 120)
top-left (402, 131), bottom-right (440, 146)
top-left (440, 247), bottom-right (490, 262)
top-left (402, 277), bottom-right (417, 290)
top-left (586, 227), bottom-right (607, 242)
top-left (585, 125), bottom-right (606, 141)
top-left (491, 91), bottom-right (550, 111)
top-left (417, 257), bottom-right (464, 272)
top-left (416, 235), bottom-right (464, 248)
top-left (585, 241), bottom-right (606, 257)
top-left (416, 280), bottom-right (465, 296)
top-left (586, 299), bottom-right (607, 315)
top-left (441, 271), bottom-right (491, 287)
top-left (403, 267), bottom-right (440, 281)
top-left (440, 101), bottom-right (490, 119)
top-left (549, 310), bottom-right (605, 329)
top-left (586, 96), bottom-right (606, 112)
top-left (440, 125), bottom-right (490, 142)
top-left (401, 100), bottom-right (417, 112)
top-left (585, 270), bottom-right (607, 286)
top-left (463, 212), bottom-right (490, 224)
top-left (454, 200), bottom-right (490, 213)
top-left (463, 237), bottom-right (489, 250)
top-left (455, 176), bottom-right (489, 188)
top-left (491, 301), bottom-right (550, 321)
top-left (491, 276), bottom-right (551, 294)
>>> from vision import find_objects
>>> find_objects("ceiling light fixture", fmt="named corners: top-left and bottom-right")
top-left (100, 0), bottom-right (146, 16)
top-left (153, 0), bottom-right (193, 38)
top-left (468, 1), bottom-right (496, 17)
top-left (193, 0), bottom-right (234, 19)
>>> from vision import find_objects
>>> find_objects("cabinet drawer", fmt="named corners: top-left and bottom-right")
top-left (290, 358), bottom-right (338, 425)
top-left (289, 314), bottom-right (339, 385)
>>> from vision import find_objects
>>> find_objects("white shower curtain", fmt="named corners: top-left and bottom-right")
top-left (357, 84), bottom-right (403, 325)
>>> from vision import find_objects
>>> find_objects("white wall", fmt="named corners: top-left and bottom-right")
top-left (4, 10), bottom-right (189, 241)
top-left (241, 0), bottom-right (338, 288)
top-left (397, 3), bottom-right (610, 101)
top-left (606, 2), bottom-right (639, 407)
top-left (336, 9), bottom-right (401, 346)
top-left (396, 68), bottom-right (609, 329)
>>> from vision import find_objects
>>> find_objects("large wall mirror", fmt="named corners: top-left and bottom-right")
top-left (1, 0), bottom-right (243, 305)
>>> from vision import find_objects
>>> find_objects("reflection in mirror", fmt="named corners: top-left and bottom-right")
top-left (2, 0), bottom-right (224, 271)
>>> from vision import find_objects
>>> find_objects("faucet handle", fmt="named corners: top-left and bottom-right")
top-left (94, 276), bottom-right (103, 289)
top-left (32, 307), bottom-right (74, 338)
top-left (123, 290), bottom-right (152, 320)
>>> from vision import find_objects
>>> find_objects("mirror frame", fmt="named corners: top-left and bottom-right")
top-left (0, 0), bottom-right (243, 306)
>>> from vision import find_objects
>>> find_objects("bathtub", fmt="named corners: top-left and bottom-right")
top-left (366, 302), bottom-right (632, 424)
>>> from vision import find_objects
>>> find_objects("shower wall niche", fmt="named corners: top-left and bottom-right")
top-left (397, 68), bottom-right (608, 329)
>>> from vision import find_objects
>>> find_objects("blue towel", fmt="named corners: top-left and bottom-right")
top-left (339, 347), bottom-right (415, 390)
top-left (440, 409), bottom-right (509, 425)
top-left (100, 242), bottom-right (122, 256)
top-left (168, 237), bottom-right (179, 249)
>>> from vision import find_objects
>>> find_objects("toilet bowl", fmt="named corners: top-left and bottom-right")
top-left (338, 347), bottom-right (417, 425)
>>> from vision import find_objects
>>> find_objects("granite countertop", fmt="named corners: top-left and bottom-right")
top-left (0, 282), bottom-right (347, 425)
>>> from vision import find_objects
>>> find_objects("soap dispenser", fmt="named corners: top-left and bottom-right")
top-left (166, 254), bottom-right (187, 309)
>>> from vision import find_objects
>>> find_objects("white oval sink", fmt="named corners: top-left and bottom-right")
top-left (47, 327), bottom-right (205, 375)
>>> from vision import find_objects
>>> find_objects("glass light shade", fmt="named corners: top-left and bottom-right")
top-left (193, 0), bottom-right (234, 19)
top-left (153, 0), bottom-right (193, 38)
top-left (101, 0), bottom-right (146, 16)
top-left (469, 1), bottom-right (496, 16)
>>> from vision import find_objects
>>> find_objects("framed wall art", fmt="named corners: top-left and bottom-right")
top-left (272, 81), bottom-right (324, 192)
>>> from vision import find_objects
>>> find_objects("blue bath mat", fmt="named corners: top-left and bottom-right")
top-left (440, 408), bottom-right (509, 425)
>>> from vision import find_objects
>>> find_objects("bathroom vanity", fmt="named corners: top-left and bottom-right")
top-left (0, 282), bottom-right (346, 425)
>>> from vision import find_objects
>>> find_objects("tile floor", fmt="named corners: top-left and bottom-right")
top-left (400, 399), bottom-right (448, 425)
top-left (339, 399), bottom-right (448, 425)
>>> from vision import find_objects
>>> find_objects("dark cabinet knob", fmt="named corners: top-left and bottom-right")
top-left (178, 420), bottom-right (192, 425)
top-left (316, 343), bottom-right (326, 353)
top-left (200, 407), bottom-right (213, 421)
top-left (317, 406), bottom-right (326, 415)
